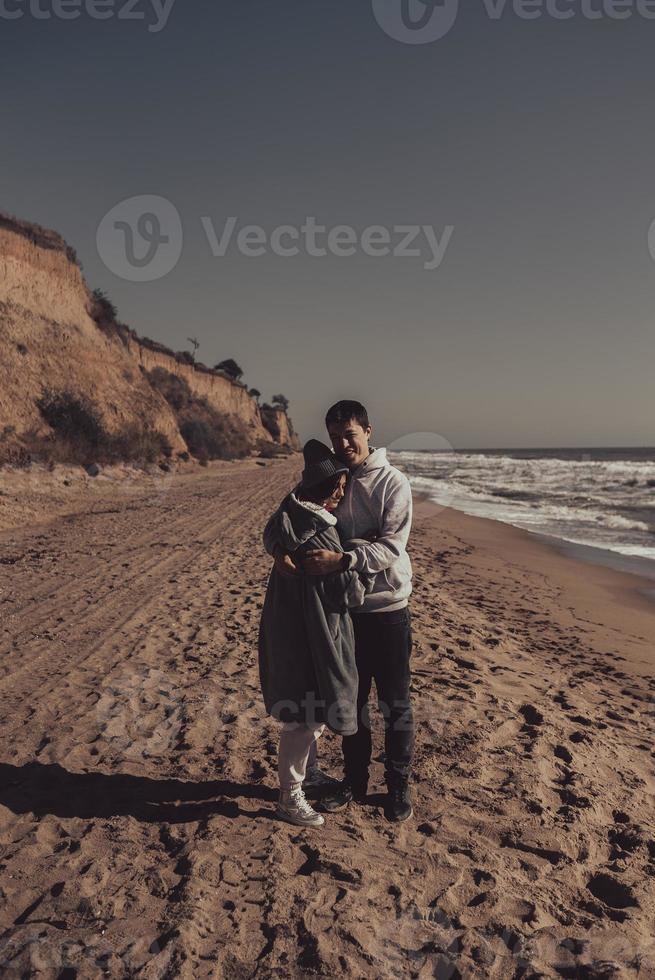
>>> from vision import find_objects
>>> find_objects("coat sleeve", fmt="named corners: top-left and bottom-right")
top-left (346, 474), bottom-right (413, 575)
top-left (263, 506), bottom-right (283, 557)
top-left (301, 526), bottom-right (366, 613)
top-left (262, 498), bottom-right (291, 556)
top-left (316, 569), bottom-right (366, 614)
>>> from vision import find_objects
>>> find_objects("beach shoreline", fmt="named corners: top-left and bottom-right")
top-left (413, 493), bottom-right (655, 678)
top-left (414, 488), bottom-right (655, 582)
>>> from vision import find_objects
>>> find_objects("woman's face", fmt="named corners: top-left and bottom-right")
top-left (322, 473), bottom-right (347, 512)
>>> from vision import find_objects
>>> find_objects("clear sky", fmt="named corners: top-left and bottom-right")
top-left (3, 0), bottom-right (654, 448)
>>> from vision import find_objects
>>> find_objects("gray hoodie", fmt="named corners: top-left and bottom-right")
top-left (337, 447), bottom-right (413, 613)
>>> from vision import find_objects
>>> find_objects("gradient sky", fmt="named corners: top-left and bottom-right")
top-left (2, 0), bottom-right (654, 448)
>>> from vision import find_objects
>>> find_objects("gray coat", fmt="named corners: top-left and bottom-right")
top-left (258, 492), bottom-right (365, 736)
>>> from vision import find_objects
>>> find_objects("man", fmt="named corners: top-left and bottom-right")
top-left (268, 400), bottom-right (414, 822)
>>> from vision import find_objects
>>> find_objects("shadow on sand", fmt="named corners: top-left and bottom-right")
top-left (0, 761), bottom-right (276, 824)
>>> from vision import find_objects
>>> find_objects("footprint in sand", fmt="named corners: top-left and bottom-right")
top-left (608, 825), bottom-right (643, 858)
top-left (519, 704), bottom-right (544, 727)
top-left (554, 744), bottom-right (573, 764)
top-left (473, 869), bottom-right (495, 887)
top-left (586, 873), bottom-right (638, 911)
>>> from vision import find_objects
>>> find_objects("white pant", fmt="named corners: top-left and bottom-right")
top-left (278, 722), bottom-right (325, 789)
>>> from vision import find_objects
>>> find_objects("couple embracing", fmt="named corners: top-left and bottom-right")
top-left (258, 400), bottom-right (414, 828)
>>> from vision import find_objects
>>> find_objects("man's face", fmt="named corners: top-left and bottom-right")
top-left (327, 418), bottom-right (372, 469)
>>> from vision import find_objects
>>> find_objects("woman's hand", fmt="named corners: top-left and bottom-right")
top-left (303, 550), bottom-right (348, 575)
top-left (273, 547), bottom-right (300, 577)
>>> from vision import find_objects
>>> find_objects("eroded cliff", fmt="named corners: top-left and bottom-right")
top-left (0, 213), bottom-right (299, 467)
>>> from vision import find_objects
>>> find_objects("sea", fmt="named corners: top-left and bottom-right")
top-left (388, 447), bottom-right (655, 573)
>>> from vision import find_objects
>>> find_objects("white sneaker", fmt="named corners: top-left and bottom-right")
top-left (303, 765), bottom-right (341, 790)
top-left (276, 786), bottom-right (325, 827)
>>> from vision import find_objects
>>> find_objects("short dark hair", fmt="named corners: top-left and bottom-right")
top-left (325, 400), bottom-right (370, 430)
top-left (299, 471), bottom-right (346, 504)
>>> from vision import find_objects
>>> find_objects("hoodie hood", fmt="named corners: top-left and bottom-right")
top-left (349, 446), bottom-right (389, 477)
top-left (271, 491), bottom-right (337, 554)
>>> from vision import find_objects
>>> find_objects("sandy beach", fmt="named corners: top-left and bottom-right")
top-left (1, 456), bottom-right (654, 978)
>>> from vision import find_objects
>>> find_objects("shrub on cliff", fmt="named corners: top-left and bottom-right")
top-left (0, 426), bottom-right (34, 468)
top-left (260, 405), bottom-right (282, 442)
top-left (214, 358), bottom-right (244, 382)
top-left (25, 389), bottom-right (171, 468)
top-left (36, 389), bottom-right (105, 452)
top-left (147, 367), bottom-right (251, 460)
top-left (147, 367), bottom-right (191, 412)
top-left (180, 413), bottom-right (250, 461)
top-left (90, 288), bottom-right (118, 325)
top-left (108, 425), bottom-right (172, 465)
top-left (175, 351), bottom-right (196, 366)
top-left (88, 288), bottom-right (132, 347)
top-left (0, 211), bottom-right (81, 267)
top-left (271, 393), bottom-right (290, 411)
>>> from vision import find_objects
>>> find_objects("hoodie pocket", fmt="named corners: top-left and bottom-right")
top-left (382, 560), bottom-right (409, 593)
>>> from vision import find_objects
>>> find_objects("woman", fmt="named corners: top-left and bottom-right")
top-left (258, 440), bottom-right (367, 828)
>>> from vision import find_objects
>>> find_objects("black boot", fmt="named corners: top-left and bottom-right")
top-left (384, 775), bottom-right (413, 823)
top-left (316, 776), bottom-right (367, 813)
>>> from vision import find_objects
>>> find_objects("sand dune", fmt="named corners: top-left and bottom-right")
top-left (1, 457), bottom-right (654, 978)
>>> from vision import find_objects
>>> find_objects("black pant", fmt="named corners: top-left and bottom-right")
top-left (342, 606), bottom-right (414, 786)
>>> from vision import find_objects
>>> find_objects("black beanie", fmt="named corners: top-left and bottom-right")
top-left (300, 439), bottom-right (348, 489)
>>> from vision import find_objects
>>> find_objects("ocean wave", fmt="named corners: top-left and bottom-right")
top-left (593, 514), bottom-right (650, 532)
top-left (489, 489), bottom-right (543, 502)
top-left (392, 448), bottom-right (655, 563)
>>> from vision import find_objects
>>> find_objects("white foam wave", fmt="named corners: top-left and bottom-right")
top-left (393, 450), bottom-right (655, 563)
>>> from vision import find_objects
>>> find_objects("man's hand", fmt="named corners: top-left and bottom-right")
top-left (303, 550), bottom-right (348, 576)
top-left (273, 549), bottom-right (300, 578)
